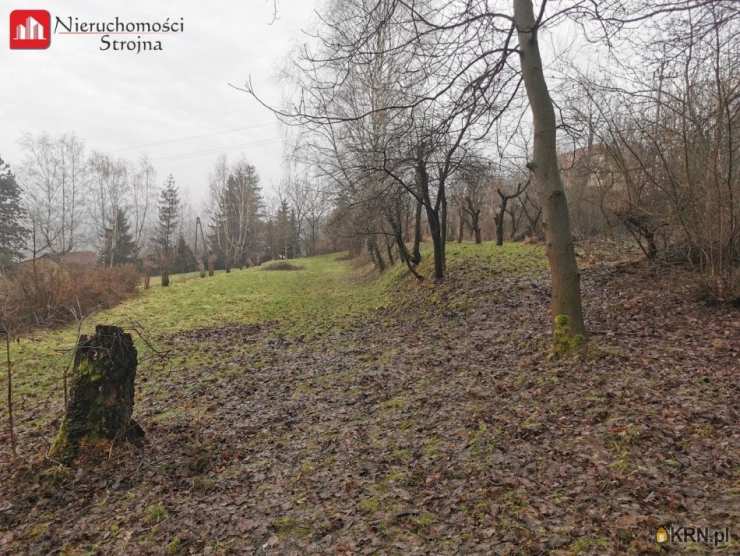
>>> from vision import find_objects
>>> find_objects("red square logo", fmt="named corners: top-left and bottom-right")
top-left (9, 10), bottom-right (51, 49)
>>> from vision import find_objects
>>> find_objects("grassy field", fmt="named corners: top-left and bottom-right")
top-left (8, 250), bottom-right (394, 406)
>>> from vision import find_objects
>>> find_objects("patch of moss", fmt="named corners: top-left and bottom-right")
top-left (568, 536), bottom-right (610, 554)
top-left (359, 497), bottom-right (382, 513)
top-left (552, 314), bottom-right (585, 356)
top-left (273, 516), bottom-right (311, 539)
top-left (39, 465), bottom-right (73, 486)
top-left (384, 467), bottom-right (408, 484)
top-left (422, 436), bottom-right (442, 460)
top-left (466, 499), bottom-right (491, 522)
top-left (29, 521), bottom-right (50, 540)
top-left (191, 475), bottom-right (216, 493)
top-left (391, 448), bottom-right (413, 464)
top-left (166, 536), bottom-right (184, 555)
top-left (414, 512), bottom-right (436, 528)
top-left (291, 382), bottom-right (314, 399)
top-left (143, 502), bottom-right (168, 525)
top-left (380, 395), bottom-right (406, 412)
top-left (468, 422), bottom-right (497, 461)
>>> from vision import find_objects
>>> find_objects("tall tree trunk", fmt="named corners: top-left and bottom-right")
top-left (509, 207), bottom-right (521, 240)
top-left (426, 210), bottom-right (445, 281)
top-left (388, 210), bottom-right (424, 281)
top-left (440, 186), bottom-right (448, 245)
top-left (458, 207), bottom-right (465, 242)
top-left (472, 211), bottom-right (482, 244)
top-left (495, 209), bottom-right (505, 246)
top-left (385, 237), bottom-right (395, 266)
top-left (411, 198), bottom-right (423, 265)
top-left (417, 153), bottom-right (445, 281)
top-left (514, 0), bottom-right (585, 337)
top-left (368, 237), bottom-right (386, 273)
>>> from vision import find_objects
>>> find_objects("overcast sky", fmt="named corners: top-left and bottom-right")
top-left (0, 0), bottom-right (320, 206)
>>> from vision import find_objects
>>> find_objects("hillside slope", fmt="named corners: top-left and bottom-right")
top-left (1, 243), bottom-right (737, 555)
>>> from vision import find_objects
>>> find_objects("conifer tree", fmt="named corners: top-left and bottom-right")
top-left (209, 162), bottom-right (263, 271)
top-left (154, 175), bottom-right (179, 286)
top-left (99, 208), bottom-right (138, 267)
top-left (172, 234), bottom-right (197, 274)
top-left (0, 157), bottom-right (28, 270)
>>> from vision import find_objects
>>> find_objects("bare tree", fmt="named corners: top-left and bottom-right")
top-left (130, 156), bottom-right (157, 253)
top-left (560, 2), bottom-right (739, 297)
top-left (495, 176), bottom-right (528, 246)
top-left (254, 0), bottom-right (737, 334)
top-left (88, 152), bottom-right (130, 253)
top-left (454, 155), bottom-right (494, 244)
top-left (19, 133), bottom-right (86, 257)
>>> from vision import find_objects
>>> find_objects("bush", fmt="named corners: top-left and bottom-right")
top-left (261, 261), bottom-right (304, 271)
top-left (0, 261), bottom-right (141, 332)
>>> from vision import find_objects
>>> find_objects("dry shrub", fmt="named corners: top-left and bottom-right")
top-left (261, 261), bottom-right (304, 271)
top-left (1, 261), bottom-right (141, 332)
top-left (695, 269), bottom-right (740, 306)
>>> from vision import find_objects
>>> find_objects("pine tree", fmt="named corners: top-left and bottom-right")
top-left (0, 157), bottom-right (28, 269)
top-left (172, 234), bottom-right (196, 274)
top-left (209, 163), bottom-right (263, 271)
top-left (98, 208), bottom-right (138, 267)
top-left (154, 175), bottom-right (179, 286)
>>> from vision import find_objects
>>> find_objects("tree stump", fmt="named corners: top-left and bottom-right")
top-left (50, 325), bottom-right (144, 462)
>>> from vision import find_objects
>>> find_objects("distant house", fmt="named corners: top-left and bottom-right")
top-left (58, 251), bottom-right (98, 267)
top-left (557, 143), bottom-right (631, 237)
top-left (559, 144), bottom-right (614, 190)
top-left (19, 250), bottom-right (98, 269)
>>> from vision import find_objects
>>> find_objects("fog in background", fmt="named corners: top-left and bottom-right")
top-left (0, 0), bottom-right (320, 204)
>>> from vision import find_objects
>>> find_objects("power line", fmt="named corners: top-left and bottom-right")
top-left (148, 136), bottom-right (285, 163)
top-left (110, 121), bottom-right (280, 153)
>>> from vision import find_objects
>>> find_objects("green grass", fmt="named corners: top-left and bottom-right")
top-left (6, 253), bottom-right (386, 409)
top-left (3, 242), bottom-right (546, 420)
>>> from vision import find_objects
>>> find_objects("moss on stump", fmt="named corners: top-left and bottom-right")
top-left (50, 325), bottom-right (144, 462)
